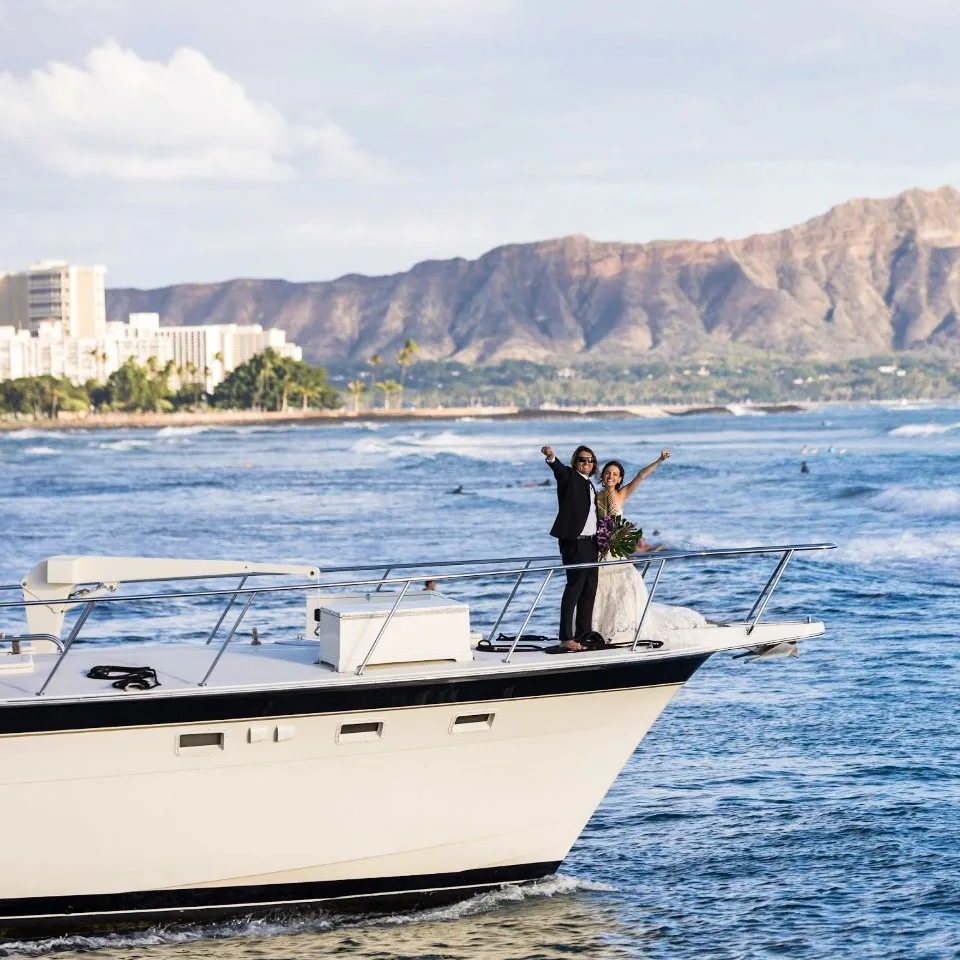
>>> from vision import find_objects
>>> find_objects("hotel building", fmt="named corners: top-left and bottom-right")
top-left (0, 263), bottom-right (301, 390)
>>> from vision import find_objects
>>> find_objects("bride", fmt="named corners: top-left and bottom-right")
top-left (592, 451), bottom-right (707, 645)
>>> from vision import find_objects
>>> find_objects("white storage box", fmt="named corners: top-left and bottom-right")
top-left (306, 592), bottom-right (473, 672)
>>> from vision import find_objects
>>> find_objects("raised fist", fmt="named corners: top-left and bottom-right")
top-left (541, 445), bottom-right (554, 459)
top-left (660, 449), bottom-right (671, 461)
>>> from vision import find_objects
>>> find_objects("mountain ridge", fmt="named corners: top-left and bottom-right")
top-left (106, 185), bottom-right (960, 364)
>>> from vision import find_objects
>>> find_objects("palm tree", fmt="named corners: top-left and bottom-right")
top-left (346, 379), bottom-right (366, 413)
top-left (377, 378), bottom-right (400, 411)
top-left (277, 357), bottom-right (297, 412)
top-left (397, 338), bottom-right (419, 401)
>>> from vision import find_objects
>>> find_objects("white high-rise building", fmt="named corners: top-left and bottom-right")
top-left (0, 261), bottom-right (107, 338)
top-left (0, 309), bottom-right (303, 390)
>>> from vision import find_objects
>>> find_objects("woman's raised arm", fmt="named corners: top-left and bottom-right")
top-left (621, 449), bottom-right (670, 499)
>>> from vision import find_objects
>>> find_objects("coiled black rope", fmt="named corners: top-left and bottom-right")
top-left (86, 665), bottom-right (161, 691)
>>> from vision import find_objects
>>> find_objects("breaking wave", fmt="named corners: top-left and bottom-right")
top-left (888, 421), bottom-right (960, 437)
top-left (3, 429), bottom-right (66, 440)
top-left (95, 439), bottom-right (153, 452)
top-left (157, 425), bottom-right (211, 438)
top-left (836, 531), bottom-right (960, 563)
top-left (869, 486), bottom-right (960, 516)
top-left (23, 446), bottom-right (58, 456)
top-left (350, 430), bottom-right (533, 462)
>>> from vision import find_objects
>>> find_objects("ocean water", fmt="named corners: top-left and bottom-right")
top-left (1, 405), bottom-right (959, 960)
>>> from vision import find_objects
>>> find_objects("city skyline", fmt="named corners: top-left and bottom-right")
top-left (1, 1), bottom-right (960, 289)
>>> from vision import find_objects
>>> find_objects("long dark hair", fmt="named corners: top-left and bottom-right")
top-left (600, 460), bottom-right (625, 490)
top-left (570, 445), bottom-right (598, 477)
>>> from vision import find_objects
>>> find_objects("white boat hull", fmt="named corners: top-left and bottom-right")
top-left (0, 655), bottom-right (704, 933)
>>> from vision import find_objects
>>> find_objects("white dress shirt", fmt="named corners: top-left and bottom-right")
top-left (578, 475), bottom-right (597, 537)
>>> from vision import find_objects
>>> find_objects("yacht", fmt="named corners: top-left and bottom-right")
top-left (0, 544), bottom-right (833, 936)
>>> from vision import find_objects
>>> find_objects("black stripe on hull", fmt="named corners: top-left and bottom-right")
top-left (0, 862), bottom-right (562, 938)
top-left (0, 653), bottom-right (710, 735)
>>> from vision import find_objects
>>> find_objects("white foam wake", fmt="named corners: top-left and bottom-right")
top-left (0, 875), bottom-right (610, 957)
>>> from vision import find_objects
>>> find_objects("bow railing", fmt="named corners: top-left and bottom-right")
top-left (0, 543), bottom-right (836, 694)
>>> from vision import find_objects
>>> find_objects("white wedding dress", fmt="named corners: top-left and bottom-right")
top-left (593, 507), bottom-right (707, 645)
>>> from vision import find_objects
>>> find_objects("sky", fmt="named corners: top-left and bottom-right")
top-left (1, 0), bottom-right (959, 289)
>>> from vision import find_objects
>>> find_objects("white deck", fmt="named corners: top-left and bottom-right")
top-left (0, 619), bottom-right (824, 705)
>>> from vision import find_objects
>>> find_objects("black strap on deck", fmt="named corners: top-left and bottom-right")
top-left (86, 665), bottom-right (161, 691)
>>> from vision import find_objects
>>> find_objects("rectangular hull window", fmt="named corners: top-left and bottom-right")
top-left (451, 713), bottom-right (495, 733)
top-left (337, 721), bottom-right (383, 743)
top-left (177, 731), bottom-right (225, 754)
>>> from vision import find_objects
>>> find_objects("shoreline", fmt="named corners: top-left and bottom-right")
top-left (0, 402), bottom-right (815, 433)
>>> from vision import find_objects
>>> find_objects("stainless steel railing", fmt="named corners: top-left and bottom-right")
top-left (0, 543), bottom-right (835, 694)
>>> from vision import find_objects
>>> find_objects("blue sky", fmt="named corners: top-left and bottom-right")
top-left (0, 0), bottom-right (958, 288)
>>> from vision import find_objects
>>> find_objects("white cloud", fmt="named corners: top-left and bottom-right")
top-left (0, 40), bottom-right (386, 182)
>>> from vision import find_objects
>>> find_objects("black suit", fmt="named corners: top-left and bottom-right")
top-left (547, 458), bottom-right (599, 642)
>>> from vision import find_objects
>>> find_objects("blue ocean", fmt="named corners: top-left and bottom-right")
top-left (1, 405), bottom-right (958, 959)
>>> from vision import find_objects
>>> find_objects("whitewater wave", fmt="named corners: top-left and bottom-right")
top-left (156, 425), bottom-right (210, 438)
top-left (869, 487), bottom-right (960, 517)
top-left (24, 446), bottom-right (58, 456)
top-left (888, 421), bottom-right (960, 437)
top-left (350, 430), bottom-right (522, 462)
top-left (3, 429), bottom-right (66, 441)
top-left (836, 531), bottom-right (960, 563)
top-left (96, 439), bottom-right (152, 451)
top-left (726, 404), bottom-right (767, 417)
top-left (0, 875), bottom-right (609, 957)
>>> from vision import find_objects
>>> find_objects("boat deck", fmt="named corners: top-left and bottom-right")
top-left (0, 619), bottom-right (823, 705)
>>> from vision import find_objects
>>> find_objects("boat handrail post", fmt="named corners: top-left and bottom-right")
top-left (204, 575), bottom-right (249, 645)
top-left (374, 567), bottom-right (393, 593)
top-left (199, 591), bottom-right (258, 687)
top-left (503, 569), bottom-right (553, 664)
top-left (746, 549), bottom-right (794, 635)
top-left (356, 579), bottom-right (411, 675)
top-left (630, 559), bottom-right (665, 652)
top-left (486, 559), bottom-right (533, 641)
top-left (0, 632), bottom-right (65, 653)
top-left (36, 600), bottom-right (97, 696)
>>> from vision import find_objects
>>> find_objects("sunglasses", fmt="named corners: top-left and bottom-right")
top-left (577, 456), bottom-right (595, 463)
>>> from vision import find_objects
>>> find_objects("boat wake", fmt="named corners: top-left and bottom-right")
top-left (0, 876), bottom-right (612, 958)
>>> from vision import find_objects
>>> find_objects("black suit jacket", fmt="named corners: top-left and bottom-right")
top-left (547, 458), bottom-right (595, 540)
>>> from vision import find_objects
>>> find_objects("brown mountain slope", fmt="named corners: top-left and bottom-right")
top-left (106, 186), bottom-right (960, 364)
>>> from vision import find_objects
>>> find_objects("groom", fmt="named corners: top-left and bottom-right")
top-left (541, 444), bottom-right (599, 649)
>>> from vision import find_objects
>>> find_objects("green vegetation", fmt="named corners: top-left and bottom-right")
top-left (359, 339), bottom-right (420, 410)
top-left (212, 349), bottom-right (339, 411)
top-left (0, 350), bottom-right (340, 419)
top-left (328, 354), bottom-right (960, 407)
